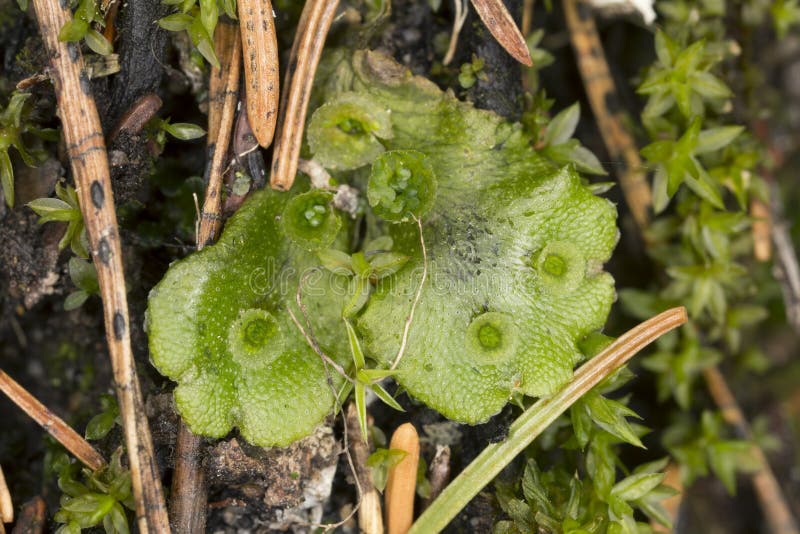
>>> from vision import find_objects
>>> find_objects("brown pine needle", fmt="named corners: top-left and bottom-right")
top-left (0, 465), bottom-right (11, 524)
top-left (29, 0), bottom-right (170, 529)
top-left (751, 197), bottom-right (772, 262)
top-left (208, 21), bottom-right (240, 148)
top-left (238, 0), bottom-right (279, 148)
top-left (170, 23), bottom-right (244, 534)
top-left (269, 0), bottom-right (340, 191)
top-left (198, 27), bottom-right (242, 247)
top-left (0, 370), bottom-right (105, 472)
top-left (469, 0), bottom-right (533, 66)
top-left (345, 404), bottom-right (384, 534)
top-left (13, 496), bottom-right (46, 534)
top-left (108, 93), bottom-right (162, 143)
top-left (562, 0), bottom-right (651, 230)
top-left (385, 423), bottom-right (420, 534)
top-left (703, 367), bottom-right (800, 534)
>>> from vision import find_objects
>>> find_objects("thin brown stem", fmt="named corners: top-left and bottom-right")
top-left (703, 367), bottom-right (800, 534)
top-left (390, 215), bottom-right (427, 371)
top-left (169, 423), bottom-right (207, 534)
top-left (521, 0), bottom-right (535, 37)
top-left (198, 26), bottom-right (242, 247)
top-left (207, 21), bottom-right (239, 149)
top-left (108, 93), bottom-right (162, 143)
top-left (751, 197), bottom-right (772, 262)
top-left (469, 0), bottom-right (533, 66)
top-left (0, 465), bottom-right (11, 524)
top-left (562, 0), bottom-right (651, 231)
top-left (421, 445), bottom-right (451, 512)
top-left (345, 404), bottom-right (384, 534)
top-left (12, 496), bottom-right (46, 534)
top-left (30, 1), bottom-right (169, 530)
top-left (443, 0), bottom-right (469, 66)
top-left (169, 22), bottom-right (242, 534)
top-left (269, 0), bottom-right (340, 191)
top-left (0, 370), bottom-right (105, 471)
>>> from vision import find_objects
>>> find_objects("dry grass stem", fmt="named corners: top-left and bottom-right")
top-left (345, 404), bottom-right (384, 534)
top-left (108, 93), bottom-right (162, 143)
top-left (521, 0), bottom-right (535, 37)
top-left (238, 0), bottom-right (279, 147)
top-left (469, 0), bottom-right (533, 66)
top-left (198, 29), bottom-right (242, 246)
top-left (390, 215), bottom-right (427, 371)
top-left (651, 462), bottom-right (683, 532)
top-left (563, 0), bottom-right (651, 230)
top-left (0, 370), bottom-right (105, 472)
top-left (170, 26), bottom-right (244, 533)
top-left (443, 0), bottom-right (469, 66)
top-left (208, 21), bottom-right (239, 148)
top-left (169, 423), bottom-right (207, 534)
top-left (13, 496), bottom-right (46, 534)
top-left (269, 0), bottom-right (340, 191)
top-left (422, 445), bottom-right (451, 512)
top-left (385, 423), bottom-right (420, 534)
top-left (751, 198), bottom-right (772, 261)
top-left (703, 366), bottom-right (800, 534)
top-left (0, 465), bottom-right (11, 524)
top-left (29, 0), bottom-right (170, 529)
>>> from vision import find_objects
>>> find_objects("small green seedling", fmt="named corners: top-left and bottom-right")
top-left (58, 0), bottom-right (113, 56)
top-left (53, 448), bottom-right (133, 534)
top-left (28, 182), bottom-right (89, 258)
top-left (157, 0), bottom-right (237, 67)
top-left (0, 91), bottom-right (54, 208)
top-left (65, 257), bottom-right (100, 311)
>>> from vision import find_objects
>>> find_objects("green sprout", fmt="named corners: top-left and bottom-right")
top-left (65, 257), bottom-right (100, 311)
top-left (59, 0), bottom-right (113, 56)
top-left (28, 182), bottom-right (89, 258)
top-left (157, 0), bottom-right (238, 67)
top-left (53, 448), bottom-right (134, 534)
top-left (0, 91), bottom-right (53, 208)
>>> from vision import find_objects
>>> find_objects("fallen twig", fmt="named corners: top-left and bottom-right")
top-left (11, 496), bottom-right (45, 534)
top-left (208, 21), bottom-right (239, 148)
top-left (198, 23), bottom-right (242, 246)
top-left (390, 215), bottom-right (427, 371)
top-left (421, 445), bottom-right (450, 512)
top-left (345, 404), bottom-right (384, 534)
top-left (29, 0), bottom-right (170, 529)
top-left (0, 465), bottom-right (11, 524)
top-left (238, 0), bottom-right (279, 147)
top-left (562, 0), bottom-right (651, 230)
top-left (651, 462), bottom-right (683, 533)
top-left (169, 422), bottom-right (207, 534)
top-left (443, 0), bottom-right (469, 66)
top-left (751, 197), bottom-right (772, 262)
top-left (385, 423), bottom-right (420, 534)
top-left (469, 0), bottom-right (532, 66)
top-left (107, 92), bottom-right (162, 143)
top-left (771, 188), bottom-right (800, 332)
top-left (0, 369), bottom-right (105, 471)
top-left (269, 0), bottom-right (340, 191)
top-left (703, 367), bottom-right (800, 534)
top-left (410, 307), bottom-right (688, 533)
top-left (169, 21), bottom-right (242, 534)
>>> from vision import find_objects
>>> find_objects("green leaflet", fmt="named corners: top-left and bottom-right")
top-left (146, 50), bottom-right (619, 445)
top-left (146, 185), bottom-right (351, 446)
